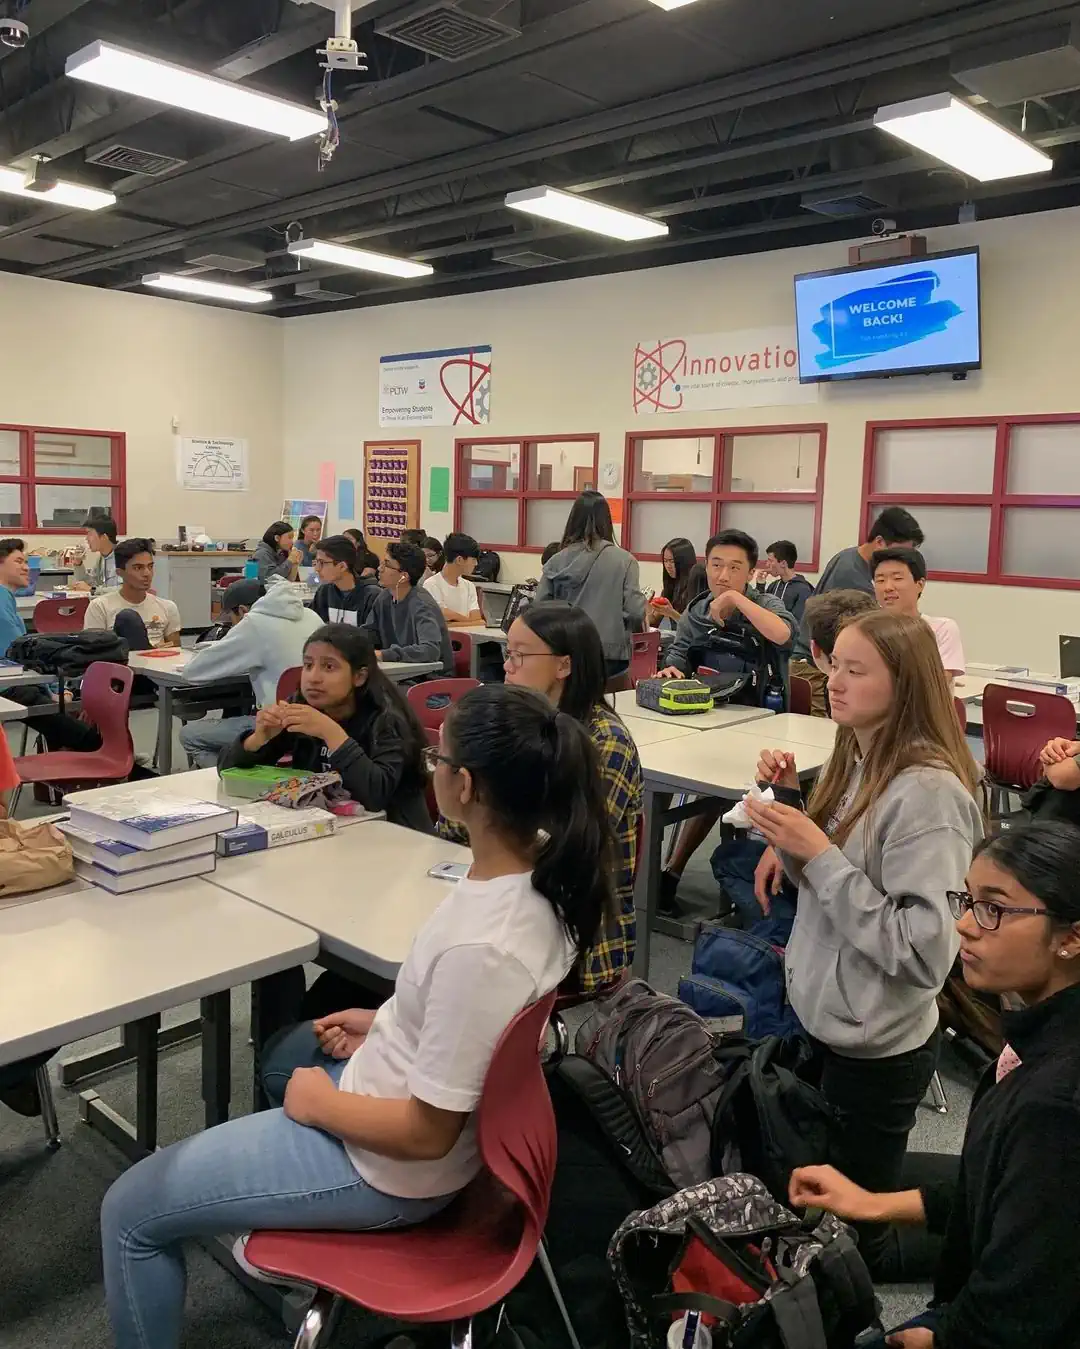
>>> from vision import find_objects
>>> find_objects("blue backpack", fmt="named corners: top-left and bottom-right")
top-left (678, 922), bottom-right (803, 1041)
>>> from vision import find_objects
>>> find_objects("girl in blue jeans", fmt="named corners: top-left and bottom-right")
top-left (100, 683), bottom-right (615, 1349)
top-left (788, 821), bottom-right (1080, 1349)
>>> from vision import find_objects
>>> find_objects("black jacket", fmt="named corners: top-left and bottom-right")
top-left (219, 694), bottom-right (432, 835)
top-left (924, 980), bottom-right (1080, 1348)
top-left (311, 577), bottom-right (380, 628)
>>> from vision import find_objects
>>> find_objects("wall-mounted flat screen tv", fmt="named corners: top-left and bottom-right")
top-left (793, 246), bottom-right (981, 383)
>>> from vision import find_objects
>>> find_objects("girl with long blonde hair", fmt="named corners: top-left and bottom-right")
top-left (745, 609), bottom-right (983, 1279)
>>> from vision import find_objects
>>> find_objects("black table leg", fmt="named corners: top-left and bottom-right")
top-left (200, 990), bottom-right (231, 1129)
top-left (633, 787), bottom-right (671, 980)
top-left (78, 1012), bottom-right (160, 1163)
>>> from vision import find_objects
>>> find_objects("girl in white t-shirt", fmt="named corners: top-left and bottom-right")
top-left (100, 684), bottom-right (614, 1349)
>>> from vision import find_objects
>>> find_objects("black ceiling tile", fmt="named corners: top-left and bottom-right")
top-left (42, 214), bottom-right (170, 247)
top-left (423, 71), bottom-right (603, 136)
top-left (222, 136), bottom-right (407, 197)
top-left (0, 235), bottom-right (91, 264)
top-left (117, 175), bottom-right (282, 227)
top-left (348, 105), bottom-right (495, 157)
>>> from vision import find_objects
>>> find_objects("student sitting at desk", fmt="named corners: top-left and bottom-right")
top-left (178, 578), bottom-right (323, 768)
top-left (364, 540), bottom-right (454, 676)
top-left (873, 546), bottom-right (965, 683)
top-left (252, 521), bottom-right (302, 583)
top-left (311, 535), bottom-right (380, 627)
top-left (219, 623), bottom-right (430, 832)
top-left (83, 538), bottom-right (181, 650)
top-left (101, 682), bottom-right (610, 1349)
top-left (423, 531), bottom-right (483, 626)
top-left (295, 514), bottom-right (323, 568)
top-left (70, 514), bottom-right (118, 592)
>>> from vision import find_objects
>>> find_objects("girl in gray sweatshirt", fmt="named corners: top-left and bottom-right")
top-left (745, 609), bottom-right (983, 1277)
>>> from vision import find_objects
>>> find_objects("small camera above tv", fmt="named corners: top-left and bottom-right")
top-left (793, 246), bottom-right (981, 384)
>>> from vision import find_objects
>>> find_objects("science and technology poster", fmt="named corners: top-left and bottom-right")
top-left (379, 345), bottom-right (492, 426)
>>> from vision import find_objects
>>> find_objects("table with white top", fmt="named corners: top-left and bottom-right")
top-left (127, 649), bottom-right (442, 776)
top-left (0, 876), bottom-right (318, 1159)
top-left (619, 715), bottom-right (703, 749)
top-left (611, 689), bottom-right (774, 732)
top-left (447, 624), bottom-right (509, 679)
top-left (209, 820), bottom-right (471, 983)
top-left (632, 715), bottom-right (836, 979)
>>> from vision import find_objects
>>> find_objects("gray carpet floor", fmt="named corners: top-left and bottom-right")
top-left (0, 709), bottom-right (981, 1347)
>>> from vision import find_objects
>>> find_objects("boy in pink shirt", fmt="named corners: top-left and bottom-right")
top-left (873, 547), bottom-right (965, 681)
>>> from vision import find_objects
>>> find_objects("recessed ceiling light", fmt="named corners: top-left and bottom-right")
top-left (66, 41), bottom-right (327, 142)
top-left (142, 273), bottom-right (274, 305)
top-left (504, 186), bottom-right (668, 241)
top-left (0, 167), bottom-right (115, 211)
top-left (874, 93), bottom-right (1052, 182)
top-left (648, 0), bottom-right (703, 9)
top-left (287, 238), bottom-right (434, 279)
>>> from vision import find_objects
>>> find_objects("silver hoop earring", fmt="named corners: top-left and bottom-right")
top-left (1060, 949), bottom-right (1072, 958)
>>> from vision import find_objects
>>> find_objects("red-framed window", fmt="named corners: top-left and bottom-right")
top-left (623, 424), bottom-right (826, 566)
top-left (0, 424), bottom-right (126, 534)
top-left (454, 435), bottom-right (599, 551)
top-left (862, 415), bottom-right (1080, 589)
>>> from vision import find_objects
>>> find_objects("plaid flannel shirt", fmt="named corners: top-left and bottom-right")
top-left (434, 703), bottom-right (644, 991)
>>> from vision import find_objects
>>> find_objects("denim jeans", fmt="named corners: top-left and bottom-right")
top-left (179, 713), bottom-right (255, 768)
top-left (100, 1059), bottom-right (454, 1349)
top-left (261, 1019), bottom-right (349, 1107)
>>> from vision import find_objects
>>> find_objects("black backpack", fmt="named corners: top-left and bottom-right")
top-left (9, 630), bottom-right (129, 677)
top-left (474, 549), bottom-right (501, 581)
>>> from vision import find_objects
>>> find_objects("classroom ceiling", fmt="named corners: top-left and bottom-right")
top-left (1, 0), bottom-right (1080, 313)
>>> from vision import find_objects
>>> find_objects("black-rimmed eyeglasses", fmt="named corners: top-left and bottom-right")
top-left (947, 890), bottom-right (1048, 932)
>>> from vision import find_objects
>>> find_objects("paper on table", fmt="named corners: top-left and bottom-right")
top-left (428, 466), bottom-right (450, 514)
top-left (318, 462), bottom-right (336, 504)
top-left (337, 477), bottom-right (355, 520)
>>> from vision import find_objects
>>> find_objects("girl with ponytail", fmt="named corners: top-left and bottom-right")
top-left (100, 683), bottom-right (613, 1349)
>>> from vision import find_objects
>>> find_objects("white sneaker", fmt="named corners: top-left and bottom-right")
top-left (231, 1234), bottom-right (316, 1294)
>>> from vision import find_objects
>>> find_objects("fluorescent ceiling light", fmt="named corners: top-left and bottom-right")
top-left (142, 273), bottom-right (273, 305)
top-left (504, 186), bottom-right (668, 241)
top-left (874, 93), bottom-right (1052, 182)
top-left (66, 41), bottom-right (327, 142)
top-left (648, 0), bottom-right (703, 9)
top-left (0, 167), bottom-right (115, 211)
top-left (287, 238), bottom-right (434, 279)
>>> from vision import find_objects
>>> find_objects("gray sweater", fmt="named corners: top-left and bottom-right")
top-left (364, 585), bottom-right (453, 674)
top-left (535, 541), bottom-right (645, 661)
top-left (779, 762), bottom-right (984, 1058)
top-left (792, 545), bottom-right (873, 661)
top-left (666, 588), bottom-right (794, 694)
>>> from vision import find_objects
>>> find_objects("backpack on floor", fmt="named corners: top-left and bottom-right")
top-left (609, 1174), bottom-right (879, 1349)
top-left (575, 979), bottom-right (735, 1189)
top-left (679, 922), bottom-right (802, 1041)
top-left (9, 630), bottom-right (128, 676)
top-left (710, 1037), bottom-right (836, 1204)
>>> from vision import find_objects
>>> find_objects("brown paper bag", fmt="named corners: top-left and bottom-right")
top-left (0, 819), bottom-right (74, 899)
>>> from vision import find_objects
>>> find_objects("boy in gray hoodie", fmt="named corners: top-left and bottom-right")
top-left (364, 540), bottom-right (454, 675)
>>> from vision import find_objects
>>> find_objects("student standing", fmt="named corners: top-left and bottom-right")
top-left (83, 538), bottom-right (181, 649)
top-left (789, 820), bottom-right (1080, 1349)
top-left (219, 623), bottom-right (430, 831)
top-left (537, 490), bottom-right (645, 679)
top-left (364, 541), bottom-right (454, 675)
top-left (311, 535), bottom-right (380, 627)
top-left (790, 507), bottom-right (924, 715)
top-left (71, 515), bottom-right (119, 592)
top-left (295, 515), bottom-right (323, 567)
top-left (872, 547), bottom-right (965, 682)
top-left (178, 578), bottom-right (323, 768)
top-left (757, 539), bottom-right (813, 627)
top-left (252, 522), bottom-right (301, 583)
top-left (745, 610), bottom-right (983, 1278)
top-left (101, 682), bottom-right (612, 1349)
top-left (424, 532), bottom-right (483, 626)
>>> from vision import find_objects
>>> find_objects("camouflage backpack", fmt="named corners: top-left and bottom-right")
top-left (608, 1173), bottom-right (879, 1349)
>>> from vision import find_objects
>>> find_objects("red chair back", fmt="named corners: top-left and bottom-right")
top-left (216, 573), bottom-right (247, 590)
top-left (33, 596), bottom-right (89, 633)
top-left (276, 666), bottom-right (302, 702)
top-left (954, 696), bottom-right (968, 733)
top-left (789, 675), bottom-right (813, 717)
top-left (983, 682), bottom-right (1077, 791)
top-left (629, 630), bottom-right (660, 685)
top-left (407, 678), bottom-right (480, 738)
top-left (81, 662), bottom-right (136, 771)
top-left (450, 634), bottom-right (473, 680)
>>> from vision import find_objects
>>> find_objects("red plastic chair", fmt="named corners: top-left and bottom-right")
top-left (244, 992), bottom-right (571, 1349)
top-left (628, 630), bottom-right (660, 685)
top-left (982, 682), bottom-right (1077, 817)
top-left (789, 675), bottom-right (813, 717)
top-left (216, 573), bottom-right (247, 591)
top-left (276, 666), bottom-right (302, 702)
top-left (11, 662), bottom-right (135, 812)
top-left (32, 596), bottom-right (89, 633)
top-left (450, 634), bottom-right (473, 680)
top-left (408, 677), bottom-right (480, 747)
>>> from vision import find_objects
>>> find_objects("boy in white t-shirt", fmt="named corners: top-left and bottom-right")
top-left (83, 537), bottom-right (181, 649)
top-left (872, 546), bottom-right (965, 681)
top-left (423, 531), bottom-right (484, 626)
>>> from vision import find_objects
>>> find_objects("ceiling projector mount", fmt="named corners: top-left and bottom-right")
top-left (292, 0), bottom-right (369, 169)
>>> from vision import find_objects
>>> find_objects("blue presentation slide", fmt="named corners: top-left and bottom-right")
top-left (794, 250), bottom-right (981, 380)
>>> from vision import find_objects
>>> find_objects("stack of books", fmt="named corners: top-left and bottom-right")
top-left (216, 800), bottom-right (338, 857)
top-left (58, 788), bottom-right (238, 893)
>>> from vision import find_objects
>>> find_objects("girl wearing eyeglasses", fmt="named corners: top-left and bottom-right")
top-left (787, 820), bottom-right (1080, 1349)
top-left (100, 685), bottom-right (612, 1349)
top-left (744, 610), bottom-right (983, 1279)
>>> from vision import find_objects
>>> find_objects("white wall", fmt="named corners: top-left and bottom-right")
top-left (0, 272), bottom-right (283, 550)
top-left (282, 206), bottom-right (1080, 673)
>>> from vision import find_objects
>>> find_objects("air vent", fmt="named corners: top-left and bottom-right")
top-left (493, 248), bottom-right (563, 268)
top-left (185, 242), bottom-right (266, 273)
top-left (801, 187), bottom-right (891, 218)
top-left (376, 1), bottom-right (520, 61)
top-left (295, 279), bottom-right (352, 302)
top-left (85, 144), bottom-right (186, 176)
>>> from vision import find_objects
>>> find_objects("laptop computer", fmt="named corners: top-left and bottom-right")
top-left (1060, 635), bottom-right (1080, 679)
top-left (479, 587), bottom-right (512, 629)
